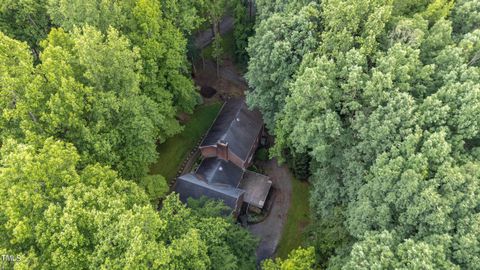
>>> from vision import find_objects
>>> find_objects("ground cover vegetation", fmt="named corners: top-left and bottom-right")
top-left (0, 1), bottom-right (258, 269)
top-left (277, 178), bottom-right (311, 259)
top-left (149, 103), bottom-right (222, 182)
top-left (247, 0), bottom-right (480, 268)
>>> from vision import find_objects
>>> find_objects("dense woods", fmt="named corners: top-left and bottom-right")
top-left (1, 0), bottom-right (479, 269)
top-left (0, 139), bottom-right (257, 269)
top-left (0, 1), bottom-right (260, 269)
top-left (247, 0), bottom-right (480, 268)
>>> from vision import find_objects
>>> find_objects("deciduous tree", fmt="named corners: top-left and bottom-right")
top-left (0, 139), bottom-right (258, 269)
top-left (262, 247), bottom-right (316, 270)
top-left (246, 4), bottom-right (321, 130)
top-left (0, 0), bottom-right (51, 50)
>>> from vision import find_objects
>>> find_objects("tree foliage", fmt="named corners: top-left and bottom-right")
top-left (0, 31), bottom-right (33, 142)
top-left (246, 3), bottom-right (321, 130)
top-left (0, 139), bottom-right (257, 269)
top-left (0, 0), bottom-right (206, 181)
top-left (0, 27), bottom-right (180, 179)
top-left (0, 0), bottom-right (51, 49)
top-left (233, 1), bottom-right (254, 66)
top-left (254, 0), bottom-right (315, 22)
top-left (0, 2), bottom-right (260, 269)
top-left (262, 247), bottom-right (316, 270)
top-left (46, 0), bottom-right (198, 113)
top-left (247, 0), bottom-right (480, 268)
top-left (344, 231), bottom-right (458, 270)
top-left (451, 0), bottom-right (480, 36)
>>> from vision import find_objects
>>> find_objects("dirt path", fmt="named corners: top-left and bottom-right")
top-left (194, 16), bottom-right (235, 49)
top-left (194, 59), bottom-right (247, 93)
top-left (248, 159), bottom-right (293, 263)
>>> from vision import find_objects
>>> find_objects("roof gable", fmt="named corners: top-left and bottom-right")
top-left (196, 158), bottom-right (244, 187)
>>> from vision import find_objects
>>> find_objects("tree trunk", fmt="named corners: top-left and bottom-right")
top-left (191, 57), bottom-right (197, 75)
top-left (213, 19), bottom-right (220, 37)
top-left (249, 0), bottom-right (253, 19)
top-left (29, 112), bottom-right (38, 123)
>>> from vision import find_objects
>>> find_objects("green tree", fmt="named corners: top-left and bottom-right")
top-left (211, 34), bottom-right (223, 77)
top-left (139, 174), bottom-right (169, 203)
top-left (0, 27), bottom-right (179, 180)
top-left (249, 0), bottom-right (480, 268)
top-left (47, 0), bottom-right (199, 114)
top-left (262, 247), bottom-right (316, 270)
top-left (161, 0), bottom-right (205, 34)
top-left (0, 0), bottom-right (51, 50)
top-left (254, 0), bottom-right (314, 22)
top-left (186, 197), bottom-right (259, 270)
top-left (343, 231), bottom-right (458, 270)
top-left (245, 4), bottom-right (321, 130)
top-left (320, 0), bottom-right (393, 57)
top-left (0, 138), bottom-right (165, 269)
top-left (200, 0), bottom-right (232, 38)
top-left (451, 0), bottom-right (480, 35)
top-left (0, 31), bottom-right (33, 143)
top-left (0, 139), bottom-right (258, 269)
top-left (128, 0), bottom-right (198, 113)
top-left (233, 1), bottom-right (254, 66)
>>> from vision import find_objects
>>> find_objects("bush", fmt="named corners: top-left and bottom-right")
top-left (284, 148), bottom-right (311, 180)
top-left (200, 86), bottom-right (217, 98)
top-left (139, 174), bottom-right (169, 203)
top-left (255, 147), bottom-right (269, 161)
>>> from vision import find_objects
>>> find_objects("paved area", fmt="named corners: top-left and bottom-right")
top-left (248, 159), bottom-right (293, 263)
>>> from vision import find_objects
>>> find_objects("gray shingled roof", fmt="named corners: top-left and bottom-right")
top-left (175, 173), bottom-right (244, 209)
top-left (174, 158), bottom-right (245, 210)
top-left (201, 98), bottom-right (263, 161)
top-left (196, 158), bottom-right (244, 186)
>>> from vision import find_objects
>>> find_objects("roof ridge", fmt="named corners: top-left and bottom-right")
top-left (220, 101), bottom-right (244, 142)
top-left (200, 101), bottom-right (226, 147)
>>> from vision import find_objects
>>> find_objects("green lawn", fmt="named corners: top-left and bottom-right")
top-left (149, 103), bottom-right (222, 181)
top-left (277, 178), bottom-right (311, 258)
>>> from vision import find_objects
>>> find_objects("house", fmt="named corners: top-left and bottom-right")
top-left (174, 98), bottom-right (272, 216)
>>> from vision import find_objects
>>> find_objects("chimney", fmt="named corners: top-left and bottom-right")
top-left (216, 140), bottom-right (228, 160)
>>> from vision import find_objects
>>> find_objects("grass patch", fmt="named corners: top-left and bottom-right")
top-left (149, 103), bottom-right (222, 181)
top-left (201, 31), bottom-right (236, 60)
top-left (277, 178), bottom-right (311, 259)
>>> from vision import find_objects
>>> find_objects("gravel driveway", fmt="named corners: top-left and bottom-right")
top-left (248, 159), bottom-right (293, 263)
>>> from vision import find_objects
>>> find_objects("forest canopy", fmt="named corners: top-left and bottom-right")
top-left (246, 0), bottom-right (480, 268)
top-left (1, 0), bottom-right (479, 269)
top-left (0, 1), bottom-right (259, 269)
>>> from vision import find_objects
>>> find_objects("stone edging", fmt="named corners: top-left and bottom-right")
top-left (169, 134), bottom-right (207, 188)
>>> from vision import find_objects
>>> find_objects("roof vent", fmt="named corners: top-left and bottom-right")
top-left (219, 166), bottom-right (223, 171)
